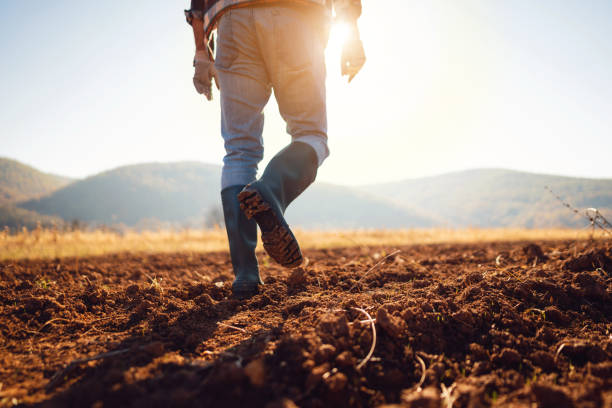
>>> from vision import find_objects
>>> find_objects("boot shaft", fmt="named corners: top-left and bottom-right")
top-left (221, 185), bottom-right (260, 279)
top-left (259, 141), bottom-right (319, 212)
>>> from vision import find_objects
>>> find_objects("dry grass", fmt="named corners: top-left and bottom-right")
top-left (0, 227), bottom-right (606, 261)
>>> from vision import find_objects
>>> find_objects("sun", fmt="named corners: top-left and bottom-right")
top-left (329, 21), bottom-right (351, 49)
top-left (325, 21), bottom-right (351, 75)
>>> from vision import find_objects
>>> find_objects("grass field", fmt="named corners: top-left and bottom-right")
top-left (0, 227), bottom-right (606, 260)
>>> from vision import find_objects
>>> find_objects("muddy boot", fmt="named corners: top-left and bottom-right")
top-left (221, 185), bottom-right (263, 299)
top-left (238, 142), bottom-right (318, 268)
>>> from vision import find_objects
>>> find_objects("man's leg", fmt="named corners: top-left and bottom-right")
top-left (238, 5), bottom-right (329, 268)
top-left (215, 8), bottom-right (272, 297)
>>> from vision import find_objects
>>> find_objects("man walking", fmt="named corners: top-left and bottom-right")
top-left (186, 0), bottom-right (365, 298)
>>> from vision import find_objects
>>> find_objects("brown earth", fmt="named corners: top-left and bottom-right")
top-left (1, 239), bottom-right (611, 407)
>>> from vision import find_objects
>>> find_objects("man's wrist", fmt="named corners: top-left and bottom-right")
top-left (195, 49), bottom-right (209, 61)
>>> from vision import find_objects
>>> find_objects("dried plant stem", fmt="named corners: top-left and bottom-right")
top-left (38, 316), bottom-right (114, 332)
top-left (440, 383), bottom-right (458, 408)
top-left (352, 307), bottom-right (377, 370)
top-left (193, 271), bottom-right (207, 281)
top-left (545, 186), bottom-right (612, 235)
top-left (217, 322), bottom-right (247, 333)
top-left (415, 354), bottom-right (427, 392)
top-left (349, 250), bottom-right (401, 292)
top-left (555, 343), bottom-right (567, 361)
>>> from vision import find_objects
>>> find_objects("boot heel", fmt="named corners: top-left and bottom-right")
top-left (238, 189), bottom-right (270, 219)
top-left (238, 187), bottom-right (304, 268)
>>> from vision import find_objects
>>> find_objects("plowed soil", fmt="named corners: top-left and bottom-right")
top-left (1, 239), bottom-right (611, 407)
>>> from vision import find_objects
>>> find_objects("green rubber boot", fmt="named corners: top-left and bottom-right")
top-left (221, 185), bottom-right (263, 299)
top-left (238, 142), bottom-right (318, 268)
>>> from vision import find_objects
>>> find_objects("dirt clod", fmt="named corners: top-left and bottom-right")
top-left (402, 386), bottom-right (441, 408)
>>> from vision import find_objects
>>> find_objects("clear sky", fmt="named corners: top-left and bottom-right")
top-left (1, 0), bottom-right (611, 185)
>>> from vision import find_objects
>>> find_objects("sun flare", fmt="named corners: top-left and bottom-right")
top-left (325, 21), bottom-right (351, 74)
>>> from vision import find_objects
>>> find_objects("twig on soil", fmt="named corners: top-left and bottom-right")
top-left (38, 316), bottom-right (114, 332)
top-left (46, 347), bottom-right (135, 391)
top-left (351, 307), bottom-right (377, 370)
top-left (193, 271), bottom-right (207, 281)
top-left (38, 318), bottom-right (71, 332)
top-left (217, 322), bottom-right (247, 333)
top-left (348, 250), bottom-right (401, 292)
top-left (415, 353), bottom-right (427, 392)
top-left (440, 383), bottom-right (458, 408)
top-left (555, 343), bottom-right (567, 361)
top-left (359, 318), bottom-right (376, 324)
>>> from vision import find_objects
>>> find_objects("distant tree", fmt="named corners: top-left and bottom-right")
top-left (70, 219), bottom-right (88, 231)
top-left (0, 204), bottom-right (63, 232)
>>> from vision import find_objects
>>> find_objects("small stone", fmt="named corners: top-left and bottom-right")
top-left (544, 306), bottom-right (568, 325)
top-left (531, 383), bottom-right (573, 408)
top-left (125, 284), bottom-right (140, 297)
top-left (523, 244), bottom-right (547, 263)
top-left (590, 361), bottom-right (612, 378)
top-left (468, 343), bottom-right (488, 361)
top-left (472, 361), bottom-right (491, 375)
top-left (317, 314), bottom-right (350, 338)
top-left (377, 307), bottom-right (404, 338)
top-left (465, 271), bottom-right (483, 285)
top-left (315, 344), bottom-right (336, 363)
top-left (494, 348), bottom-right (521, 366)
top-left (287, 267), bottom-right (308, 289)
top-left (244, 358), bottom-right (266, 387)
top-left (325, 372), bottom-right (348, 393)
top-left (265, 398), bottom-right (298, 408)
top-left (530, 351), bottom-right (556, 371)
top-left (335, 351), bottom-right (354, 368)
top-left (306, 363), bottom-right (330, 389)
top-left (401, 386), bottom-right (441, 408)
top-left (143, 341), bottom-right (165, 357)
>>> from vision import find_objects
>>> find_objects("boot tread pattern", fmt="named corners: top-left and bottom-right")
top-left (238, 189), bottom-right (303, 268)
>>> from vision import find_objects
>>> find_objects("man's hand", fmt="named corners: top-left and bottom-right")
top-left (193, 50), bottom-right (219, 101)
top-left (341, 22), bottom-right (366, 83)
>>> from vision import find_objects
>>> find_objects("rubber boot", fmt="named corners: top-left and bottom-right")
top-left (221, 185), bottom-right (263, 299)
top-left (238, 142), bottom-right (318, 268)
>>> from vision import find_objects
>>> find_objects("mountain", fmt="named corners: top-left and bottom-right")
top-left (7, 160), bottom-right (612, 230)
top-left (0, 158), bottom-right (73, 204)
top-left (19, 161), bottom-right (437, 229)
top-left (288, 183), bottom-right (436, 229)
top-left (21, 162), bottom-right (223, 227)
top-left (361, 168), bottom-right (612, 228)
top-left (0, 158), bottom-right (72, 230)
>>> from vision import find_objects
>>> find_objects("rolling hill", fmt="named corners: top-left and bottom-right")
top-left (0, 158), bottom-right (71, 230)
top-left (361, 169), bottom-right (612, 228)
top-left (287, 183), bottom-right (437, 229)
top-left (20, 162), bottom-right (436, 229)
top-left (4, 159), bottom-right (612, 230)
top-left (0, 158), bottom-right (72, 204)
top-left (21, 162), bottom-right (223, 227)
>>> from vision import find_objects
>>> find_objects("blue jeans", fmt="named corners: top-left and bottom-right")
top-left (214, 4), bottom-right (330, 190)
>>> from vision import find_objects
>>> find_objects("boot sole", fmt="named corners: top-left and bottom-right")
top-left (238, 189), bottom-right (303, 269)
